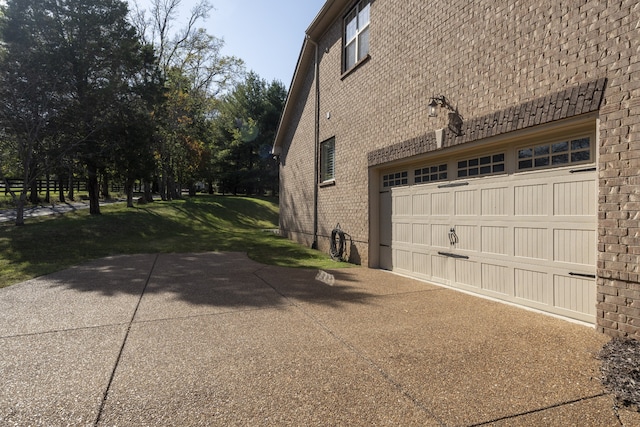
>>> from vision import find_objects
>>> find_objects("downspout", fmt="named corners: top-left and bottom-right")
top-left (307, 34), bottom-right (320, 249)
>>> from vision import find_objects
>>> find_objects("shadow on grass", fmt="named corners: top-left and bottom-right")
top-left (1, 195), bottom-right (364, 308)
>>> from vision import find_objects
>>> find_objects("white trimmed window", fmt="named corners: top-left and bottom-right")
top-left (343, 0), bottom-right (370, 72)
top-left (320, 138), bottom-right (335, 182)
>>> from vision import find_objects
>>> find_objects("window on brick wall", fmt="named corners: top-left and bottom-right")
top-left (320, 137), bottom-right (335, 183)
top-left (343, 0), bottom-right (370, 72)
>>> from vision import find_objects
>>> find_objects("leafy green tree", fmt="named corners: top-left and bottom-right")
top-left (210, 73), bottom-right (286, 195)
top-left (51, 0), bottom-right (154, 214)
top-left (131, 0), bottom-right (243, 200)
top-left (0, 0), bottom-right (71, 224)
top-left (0, 0), bottom-right (156, 221)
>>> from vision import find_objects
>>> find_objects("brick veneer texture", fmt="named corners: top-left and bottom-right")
top-left (278, 0), bottom-right (640, 338)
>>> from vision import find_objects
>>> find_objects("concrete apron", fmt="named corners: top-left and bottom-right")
top-left (0, 252), bottom-right (631, 426)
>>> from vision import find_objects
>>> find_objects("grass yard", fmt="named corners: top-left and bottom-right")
top-left (0, 195), bottom-right (353, 288)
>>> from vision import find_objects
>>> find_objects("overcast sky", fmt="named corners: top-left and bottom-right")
top-left (130, 0), bottom-right (327, 88)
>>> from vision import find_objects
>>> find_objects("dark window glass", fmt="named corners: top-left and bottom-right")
top-left (480, 156), bottom-right (491, 165)
top-left (493, 164), bottom-right (505, 173)
top-left (480, 166), bottom-right (491, 174)
top-left (493, 154), bottom-right (505, 162)
top-left (469, 168), bottom-right (479, 176)
top-left (552, 154), bottom-right (569, 164)
top-left (459, 170), bottom-right (468, 177)
top-left (519, 160), bottom-right (532, 169)
top-left (534, 145), bottom-right (550, 156)
top-left (519, 148), bottom-right (532, 158)
top-left (571, 151), bottom-right (590, 162)
top-left (571, 138), bottom-right (590, 150)
top-left (458, 160), bottom-right (467, 169)
top-left (535, 157), bottom-right (550, 167)
top-left (552, 141), bottom-right (568, 153)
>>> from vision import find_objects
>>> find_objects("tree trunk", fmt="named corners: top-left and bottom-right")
top-left (101, 171), bottom-right (110, 200)
top-left (68, 173), bottom-right (75, 201)
top-left (87, 163), bottom-right (101, 215)
top-left (125, 179), bottom-right (134, 208)
top-left (29, 180), bottom-right (39, 204)
top-left (58, 175), bottom-right (66, 203)
top-left (44, 173), bottom-right (51, 203)
top-left (15, 194), bottom-right (26, 226)
top-left (144, 181), bottom-right (153, 203)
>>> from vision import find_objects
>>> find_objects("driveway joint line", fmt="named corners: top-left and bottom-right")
top-left (466, 392), bottom-right (610, 426)
top-left (93, 253), bottom-right (159, 427)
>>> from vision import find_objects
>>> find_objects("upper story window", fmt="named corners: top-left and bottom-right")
top-left (343, 0), bottom-right (370, 72)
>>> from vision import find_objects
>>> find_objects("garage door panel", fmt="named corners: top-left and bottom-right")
top-left (412, 193), bottom-right (430, 216)
top-left (514, 227), bottom-right (548, 259)
top-left (554, 274), bottom-right (596, 316)
top-left (554, 180), bottom-right (596, 216)
top-left (413, 252), bottom-right (430, 277)
top-left (412, 223), bottom-right (430, 245)
top-left (431, 192), bottom-right (450, 215)
top-left (394, 194), bottom-right (412, 215)
top-left (455, 189), bottom-right (479, 216)
top-left (515, 268), bottom-right (549, 304)
top-left (455, 259), bottom-right (480, 287)
top-left (432, 224), bottom-right (451, 248)
top-left (481, 263), bottom-right (512, 295)
top-left (554, 229), bottom-right (596, 265)
top-left (481, 187), bottom-right (509, 216)
top-left (455, 225), bottom-right (478, 251)
top-left (431, 255), bottom-right (449, 281)
top-left (515, 183), bottom-right (548, 216)
top-left (481, 226), bottom-right (510, 255)
top-left (394, 222), bottom-right (412, 244)
top-left (395, 249), bottom-right (412, 272)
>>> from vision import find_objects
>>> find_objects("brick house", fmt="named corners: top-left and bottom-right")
top-left (272, 0), bottom-right (640, 337)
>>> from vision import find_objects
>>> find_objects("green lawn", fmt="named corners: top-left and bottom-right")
top-left (0, 195), bottom-right (353, 288)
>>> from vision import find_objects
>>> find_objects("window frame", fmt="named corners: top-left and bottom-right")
top-left (516, 136), bottom-right (592, 172)
top-left (342, 0), bottom-right (371, 73)
top-left (320, 137), bottom-right (336, 184)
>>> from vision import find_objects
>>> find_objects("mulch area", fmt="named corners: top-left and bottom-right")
top-left (599, 338), bottom-right (640, 412)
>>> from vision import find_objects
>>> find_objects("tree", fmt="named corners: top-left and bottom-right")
top-left (210, 73), bottom-right (286, 195)
top-left (0, 0), bottom-right (156, 221)
top-left (131, 0), bottom-right (243, 200)
top-left (0, 0), bottom-right (71, 225)
top-left (51, 0), bottom-right (154, 215)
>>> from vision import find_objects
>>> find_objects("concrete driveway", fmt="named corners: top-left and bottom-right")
top-left (0, 252), bottom-right (634, 426)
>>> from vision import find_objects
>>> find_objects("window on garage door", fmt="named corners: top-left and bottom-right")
top-left (382, 171), bottom-right (408, 188)
top-left (517, 136), bottom-right (592, 171)
top-left (457, 153), bottom-right (505, 178)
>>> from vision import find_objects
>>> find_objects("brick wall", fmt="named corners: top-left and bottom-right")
top-left (278, 0), bottom-right (640, 337)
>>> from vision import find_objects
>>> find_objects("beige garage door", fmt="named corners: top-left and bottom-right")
top-left (386, 140), bottom-right (597, 323)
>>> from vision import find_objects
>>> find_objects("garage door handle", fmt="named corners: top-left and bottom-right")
top-left (569, 167), bottom-right (596, 173)
top-left (569, 272), bottom-right (596, 279)
top-left (438, 182), bottom-right (469, 188)
top-left (438, 251), bottom-right (469, 259)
